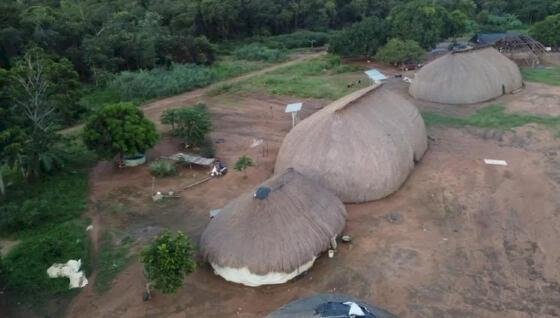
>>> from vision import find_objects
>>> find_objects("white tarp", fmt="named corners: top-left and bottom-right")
top-left (484, 159), bottom-right (508, 166)
top-left (47, 259), bottom-right (88, 289)
top-left (343, 302), bottom-right (366, 316)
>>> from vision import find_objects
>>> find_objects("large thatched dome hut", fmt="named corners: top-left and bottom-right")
top-left (275, 85), bottom-right (427, 203)
top-left (200, 169), bottom-right (346, 287)
top-left (409, 47), bottom-right (523, 104)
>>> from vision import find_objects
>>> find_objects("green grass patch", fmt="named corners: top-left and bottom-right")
top-left (521, 66), bottom-right (560, 86)
top-left (0, 220), bottom-right (91, 302)
top-left (423, 104), bottom-right (560, 131)
top-left (219, 55), bottom-right (366, 99)
top-left (233, 44), bottom-right (287, 62)
top-left (95, 232), bottom-right (133, 293)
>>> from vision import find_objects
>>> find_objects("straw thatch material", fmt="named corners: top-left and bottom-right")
top-left (275, 85), bottom-right (427, 203)
top-left (409, 47), bottom-right (523, 104)
top-left (200, 169), bottom-right (346, 282)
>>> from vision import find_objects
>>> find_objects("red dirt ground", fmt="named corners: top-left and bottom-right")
top-left (9, 55), bottom-right (560, 317)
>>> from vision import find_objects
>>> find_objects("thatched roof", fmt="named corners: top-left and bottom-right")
top-left (199, 168), bottom-right (346, 275)
top-left (275, 85), bottom-right (427, 203)
top-left (409, 47), bottom-right (523, 104)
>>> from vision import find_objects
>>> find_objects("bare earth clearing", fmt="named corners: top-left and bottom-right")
top-left (24, 55), bottom-right (560, 317)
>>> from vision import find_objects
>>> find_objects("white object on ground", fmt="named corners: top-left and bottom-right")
top-left (328, 249), bottom-right (335, 258)
top-left (402, 76), bottom-right (413, 84)
top-left (209, 209), bottom-right (222, 219)
top-left (250, 138), bottom-right (263, 148)
top-left (47, 259), bottom-right (88, 289)
top-left (152, 191), bottom-right (164, 202)
top-left (484, 159), bottom-right (508, 166)
top-left (86, 225), bottom-right (93, 231)
top-left (343, 302), bottom-right (366, 316)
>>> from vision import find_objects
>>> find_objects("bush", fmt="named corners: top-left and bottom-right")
top-left (1, 221), bottom-right (90, 300)
top-left (262, 30), bottom-right (330, 49)
top-left (233, 44), bottom-right (287, 62)
top-left (0, 170), bottom-right (88, 235)
top-left (141, 231), bottom-right (196, 294)
top-left (529, 14), bottom-right (560, 48)
top-left (83, 102), bottom-right (159, 159)
top-left (161, 103), bottom-right (212, 147)
top-left (329, 17), bottom-right (388, 57)
top-left (149, 160), bottom-right (177, 177)
top-left (375, 39), bottom-right (426, 65)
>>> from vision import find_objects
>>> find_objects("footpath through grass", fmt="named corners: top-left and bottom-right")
top-left (423, 104), bottom-right (560, 131)
top-left (0, 138), bottom-right (95, 305)
top-left (210, 55), bottom-right (366, 100)
top-left (521, 66), bottom-right (560, 86)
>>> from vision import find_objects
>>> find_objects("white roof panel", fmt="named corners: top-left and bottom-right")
top-left (285, 102), bottom-right (303, 113)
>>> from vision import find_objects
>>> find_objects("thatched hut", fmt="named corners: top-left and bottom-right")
top-left (275, 85), bottom-right (427, 203)
top-left (409, 47), bottom-right (523, 104)
top-left (199, 169), bottom-right (346, 287)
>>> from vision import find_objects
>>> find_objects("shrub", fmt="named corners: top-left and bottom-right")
top-left (1, 221), bottom-right (90, 300)
top-left (233, 44), bottom-right (287, 62)
top-left (234, 155), bottom-right (254, 177)
top-left (83, 102), bottom-right (159, 159)
top-left (161, 103), bottom-right (212, 147)
top-left (149, 160), bottom-right (177, 177)
top-left (141, 231), bottom-right (196, 294)
top-left (375, 39), bottom-right (426, 65)
top-left (529, 14), bottom-right (560, 48)
top-left (329, 17), bottom-right (388, 57)
top-left (110, 64), bottom-right (215, 101)
top-left (262, 30), bottom-right (330, 49)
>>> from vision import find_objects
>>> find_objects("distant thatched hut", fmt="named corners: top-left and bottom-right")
top-left (200, 169), bottom-right (346, 287)
top-left (409, 47), bottom-right (523, 104)
top-left (275, 85), bottom-right (427, 203)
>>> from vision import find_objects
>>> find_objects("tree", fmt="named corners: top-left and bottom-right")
top-left (388, 0), bottom-right (450, 49)
top-left (375, 38), bottom-right (426, 65)
top-left (530, 14), bottom-right (560, 49)
top-left (160, 103), bottom-right (212, 147)
top-left (328, 16), bottom-right (388, 57)
top-left (446, 9), bottom-right (469, 39)
top-left (140, 231), bottom-right (196, 295)
top-left (234, 155), bottom-right (254, 178)
top-left (83, 102), bottom-right (158, 160)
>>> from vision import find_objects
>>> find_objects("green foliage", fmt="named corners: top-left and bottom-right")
top-left (521, 66), bottom-right (560, 86)
top-left (233, 44), bottom-right (287, 62)
top-left (83, 102), bottom-right (158, 159)
top-left (529, 14), bottom-right (560, 48)
top-left (375, 39), bottom-right (426, 65)
top-left (475, 11), bottom-right (524, 32)
top-left (95, 232), bottom-right (132, 293)
top-left (423, 105), bottom-right (560, 131)
top-left (261, 30), bottom-right (330, 49)
top-left (234, 155), bottom-right (254, 176)
top-left (149, 160), bottom-right (177, 177)
top-left (161, 103), bottom-right (212, 147)
top-left (329, 16), bottom-right (388, 57)
top-left (1, 221), bottom-right (90, 300)
top-left (140, 231), bottom-right (196, 294)
top-left (389, 0), bottom-right (450, 49)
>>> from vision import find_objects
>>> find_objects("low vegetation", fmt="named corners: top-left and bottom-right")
top-left (141, 231), bottom-right (196, 294)
top-left (375, 39), bottom-right (426, 65)
top-left (234, 155), bottom-right (254, 178)
top-left (216, 55), bottom-right (365, 100)
top-left (161, 103), bottom-right (212, 147)
top-left (233, 44), bottom-right (287, 62)
top-left (149, 160), bottom-right (177, 178)
top-left (423, 105), bottom-right (560, 131)
top-left (95, 232), bottom-right (133, 293)
top-left (521, 67), bottom-right (560, 86)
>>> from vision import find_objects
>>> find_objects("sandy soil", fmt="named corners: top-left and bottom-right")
top-left (7, 55), bottom-right (560, 317)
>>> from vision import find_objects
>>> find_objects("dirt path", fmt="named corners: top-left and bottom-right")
top-left (61, 51), bottom-right (326, 135)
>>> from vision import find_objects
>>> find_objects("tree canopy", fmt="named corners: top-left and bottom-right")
top-left (83, 102), bottom-right (158, 159)
top-left (530, 14), bottom-right (560, 48)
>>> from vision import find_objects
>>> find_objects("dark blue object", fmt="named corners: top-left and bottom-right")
top-left (254, 187), bottom-right (271, 200)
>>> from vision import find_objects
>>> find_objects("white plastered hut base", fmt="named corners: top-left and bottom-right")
top-left (210, 257), bottom-right (316, 287)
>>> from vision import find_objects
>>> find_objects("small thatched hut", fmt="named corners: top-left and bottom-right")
top-left (199, 169), bottom-right (346, 287)
top-left (409, 47), bottom-right (523, 104)
top-left (275, 85), bottom-right (427, 203)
